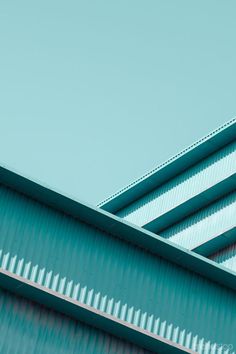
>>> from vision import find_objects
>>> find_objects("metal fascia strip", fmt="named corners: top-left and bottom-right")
top-left (0, 269), bottom-right (195, 354)
top-left (1, 165), bottom-right (236, 292)
top-left (192, 226), bottom-right (236, 257)
top-left (143, 173), bottom-right (236, 232)
top-left (98, 118), bottom-right (236, 213)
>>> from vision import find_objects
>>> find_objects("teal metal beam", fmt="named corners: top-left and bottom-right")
top-left (143, 173), bottom-right (236, 232)
top-left (0, 164), bottom-right (236, 294)
top-left (0, 269), bottom-right (194, 354)
top-left (192, 226), bottom-right (236, 257)
top-left (0, 166), bottom-right (236, 351)
top-left (99, 118), bottom-right (236, 213)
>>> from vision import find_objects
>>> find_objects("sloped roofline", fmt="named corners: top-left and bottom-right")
top-left (1, 163), bottom-right (236, 352)
top-left (98, 117), bottom-right (236, 213)
top-left (0, 269), bottom-right (193, 354)
top-left (0, 162), bottom-right (236, 294)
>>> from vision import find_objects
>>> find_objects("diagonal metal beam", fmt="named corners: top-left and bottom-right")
top-left (0, 269), bottom-right (195, 354)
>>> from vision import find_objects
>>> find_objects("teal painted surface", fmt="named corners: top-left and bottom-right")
top-left (0, 270), bottom-right (192, 354)
top-left (0, 185), bottom-right (236, 353)
top-left (210, 243), bottom-right (236, 273)
top-left (160, 192), bottom-right (236, 251)
top-left (100, 118), bottom-right (236, 213)
top-left (0, 287), bottom-right (150, 354)
top-left (2, 163), bottom-right (236, 293)
top-left (2, 1), bottom-right (236, 207)
top-left (116, 141), bottom-right (236, 227)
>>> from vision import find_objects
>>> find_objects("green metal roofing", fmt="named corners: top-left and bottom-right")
top-left (142, 172), bottom-right (236, 233)
top-left (0, 275), bottom-right (151, 354)
top-left (192, 226), bottom-right (236, 256)
top-left (159, 191), bottom-right (236, 256)
top-left (98, 117), bottom-right (236, 214)
top-left (0, 269), bottom-right (193, 354)
top-left (0, 163), bottom-right (236, 293)
top-left (1, 163), bottom-right (236, 352)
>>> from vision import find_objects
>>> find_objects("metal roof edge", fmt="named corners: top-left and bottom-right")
top-left (143, 173), bottom-right (236, 232)
top-left (1, 164), bottom-right (236, 293)
top-left (0, 269), bottom-right (195, 354)
top-left (192, 226), bottom-right (236, 257)
top-left (98, 117), bottom-right (236, 213)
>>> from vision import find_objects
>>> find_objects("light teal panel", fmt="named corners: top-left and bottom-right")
top-left (160, 192), bottom-right (236, 250)
top-left (116, 141), bottom-right (236, 227)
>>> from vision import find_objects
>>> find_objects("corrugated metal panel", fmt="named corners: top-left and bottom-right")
top-left (0, 185), bottom-right (236, 353)
top-left (210, 243), bottom-right (236, 273)
top-left (0, 287), bottom-right (150, 354)
top-left (160, 192), bottom-right (236, 250)
top-left (99, 118), bottom-right (236, 213)
top-left (0, 269), bottom-right (193, 354)
top-left (116, 141), bottom-right (236, 227)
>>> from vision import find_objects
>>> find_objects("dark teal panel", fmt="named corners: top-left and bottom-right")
top-left (0, 269), bottom-right (190, 354)
top-left (0, 185), bottom-right (235, 352)
top-left (210, 242), bottom-right (236, 272)
top-left (0, 287), bottom-right (150, 354)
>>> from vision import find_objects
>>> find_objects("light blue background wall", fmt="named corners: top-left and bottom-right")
top-left (0, 0), bottom-right (235, 205)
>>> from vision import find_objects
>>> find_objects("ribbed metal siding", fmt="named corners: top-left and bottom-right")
top-left (99, 118), bottom-right (236, 212)
top-left (210, 243), bottom-right (236, 273)
top-left (0, 185), bottom-right (236, 353)
top-left (0, 287), bottom-right (150, 354)
top-left (160, 192), bottom-right (236, 250)
top-left (116, 141), bottom-right (236, 227)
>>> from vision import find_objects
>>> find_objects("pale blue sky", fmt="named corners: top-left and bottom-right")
top-left (1, 1), bottom-right (236, 205)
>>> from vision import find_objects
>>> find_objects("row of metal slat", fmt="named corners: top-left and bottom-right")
top-left (0, 119), bottom-right (236, 353)
top-left (160, 191), bottom-right (236, 254)
top-left (210, 243), bottom-right (236, 272)
top-left (0, 286), bottom-right (150, 354)
top-left (115, 140), bottom-right (236, 276)
top-left (117, 141), bottom-right (236, 229)
top-left (0, 184), bottom-right (235, 353)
